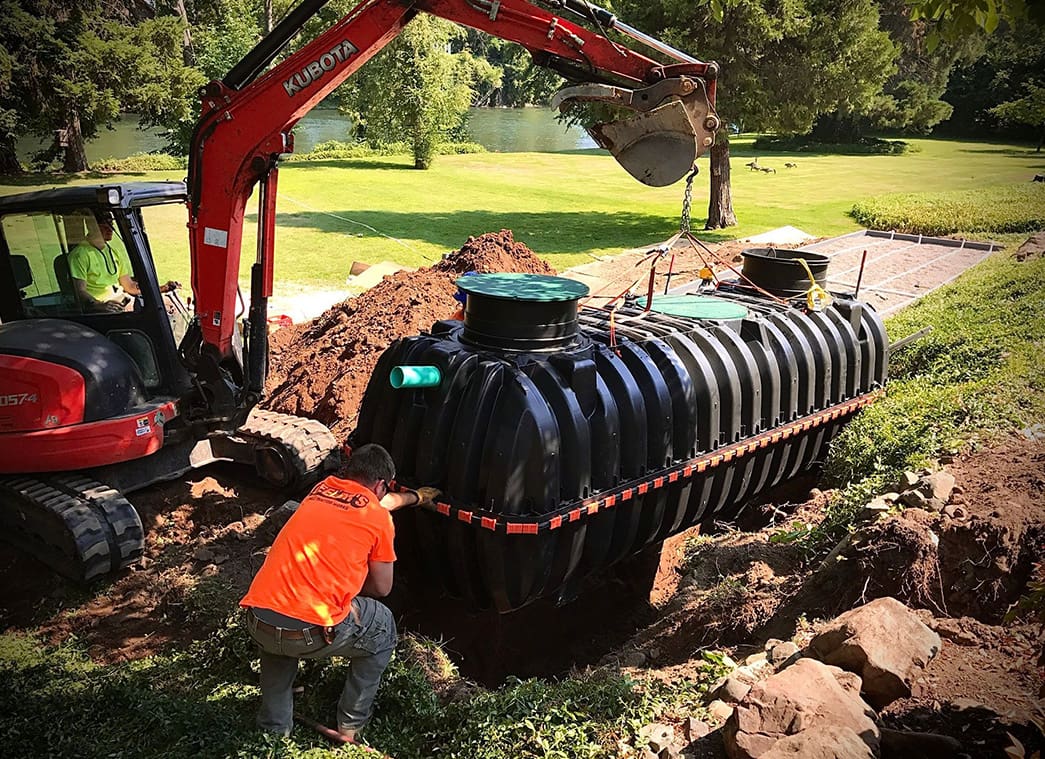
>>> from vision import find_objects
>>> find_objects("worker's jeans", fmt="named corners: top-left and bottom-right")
top-left (245, 597), bottom-right (397, 736)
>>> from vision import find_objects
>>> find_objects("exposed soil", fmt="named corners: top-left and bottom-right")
top-left (263, 230), bottom-right (553, 438)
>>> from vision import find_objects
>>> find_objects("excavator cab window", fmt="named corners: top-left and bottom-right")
top-left (0, 211), bottom-right (83, 317)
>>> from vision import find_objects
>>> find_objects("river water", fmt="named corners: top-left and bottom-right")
top-left (18, 107), bottom-right (596, 162)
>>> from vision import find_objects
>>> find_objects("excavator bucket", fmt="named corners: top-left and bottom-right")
top-left (551, 77), bottom-right (719, 187)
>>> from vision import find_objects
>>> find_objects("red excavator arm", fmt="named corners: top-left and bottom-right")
top-left (186, 0), bottom-right (718, 397)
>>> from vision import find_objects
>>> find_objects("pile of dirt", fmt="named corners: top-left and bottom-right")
top-left (263, 231), bottom-right (554, 438)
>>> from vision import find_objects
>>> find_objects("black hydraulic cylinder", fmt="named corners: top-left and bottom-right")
top-left (246, 263), bottom-right (269, 394)
top-left (223, 0), bottom-right (333, 90)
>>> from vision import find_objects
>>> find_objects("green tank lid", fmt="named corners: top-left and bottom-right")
top-left (456, 273), bottom-right (589, 302)
top-left (636, 295), bottom-right (749, 320)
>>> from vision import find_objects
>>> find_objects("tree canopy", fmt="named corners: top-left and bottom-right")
top-left (617, 0), bottom-right (897, 227)
top-left (0, 0), bottom-right (200, 171)
top-left (337, 15), bottom-right (484, 169)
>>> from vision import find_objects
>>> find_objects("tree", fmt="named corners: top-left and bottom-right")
top-left (992, 81), bottom-right (1045, 150)
top-left (339, 15), bottom-right (480, 169)
top-left (905, 0), bottom-right (1044, 45)
top-left (0, 0), bottom-right (55, 173)
top-left (864, 0), bottom-right (983, 134)
top-left (0, 0), bottom-right (202, 172)
top-left (941, 16), bottom-right (1045, 138)
top-left (618, 0), bottom-right (896, 228)
top-left (459, 31), bottom-right (561, 107)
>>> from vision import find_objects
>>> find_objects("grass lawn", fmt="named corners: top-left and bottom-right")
top-left (1, 135), bottom-right (1041, 290)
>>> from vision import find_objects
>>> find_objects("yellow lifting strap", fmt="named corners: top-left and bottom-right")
top-left (796, 257), bottom-right (833, 312)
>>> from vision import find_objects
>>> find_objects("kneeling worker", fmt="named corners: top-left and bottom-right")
top-left (240, 443), bottom-right (439, 745)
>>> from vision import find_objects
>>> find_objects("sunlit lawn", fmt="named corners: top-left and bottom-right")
top-left (1, 135), bottom-right (1041, 290)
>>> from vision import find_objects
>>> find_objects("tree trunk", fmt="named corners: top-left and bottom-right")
top-left (705, 131), bottom-right (737, 230)
top-left (264, 0), bottom-right (274, 33)
top-left (1037, 122), bottom-right (1043, 153)
top-left (61, 112), bottom-right (89, 173)
top-left (175, 0), bottom-right (195, 65)
top-left (0, 135), bottom-right (22, 175)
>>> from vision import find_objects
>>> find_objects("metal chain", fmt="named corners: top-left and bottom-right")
top-left (680, 164), bottom-right (699, 234)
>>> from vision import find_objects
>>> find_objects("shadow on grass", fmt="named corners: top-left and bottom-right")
top-left (266, 209), bottom-right (733, 254)
top-left (0, 171), bottom-right (113, 188)
top-left (958, 146), bottom-right (1041, 157)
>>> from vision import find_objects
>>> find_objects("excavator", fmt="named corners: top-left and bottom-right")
top-left (0, 0), bottom-right (719, 582)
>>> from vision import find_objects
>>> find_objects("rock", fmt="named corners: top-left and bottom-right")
top-left (764, 638), bottom-right (785, 652)
top-left (922, 471), bottom-right (955, 503)
top-left (942, 504), bottom-right (967, 520)
top-left (744, 651), bottom-right (769, 667)
top-left (762, 726), bottom-right (875, 759)
top-left (900, 489), bottom-right (929, 509)
top-left (622, 651), bottom-right (647, 667)
top-left (708, 699), bottom-right (734, 723)
top-left (713, 675), bottom-right (753, 704)
top-left (882, 492), bottom-right (901, 503)
top-left (768, 641), bottom-right (801, 667)
top-left (807, 597), bottom-right (941, 709)
top-left (860, 496), bottom-right (892, 520)
top-left (880, 727), bottom-right (961, 758)
top-left (833, 670), bottom-right (863, 695)
top-left (193, 547), bottom-right (214, 563)
top-left (723, 658), bottom-right (879, 759)
top-left (684, 717), bottom-right (711, 741)
top-left (894, 471), bottom-right (920, 492)
top-left (638, 723), bottom-right (675, 753)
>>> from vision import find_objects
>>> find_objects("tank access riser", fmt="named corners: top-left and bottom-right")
top-left (0, 410), bottom-right (337, 583)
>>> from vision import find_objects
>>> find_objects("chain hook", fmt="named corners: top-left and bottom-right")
top-left (680, 164), bottom-right (699, 234)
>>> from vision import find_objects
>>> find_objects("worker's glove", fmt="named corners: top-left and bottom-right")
top-left (411, 486), bottom-right (441, 506)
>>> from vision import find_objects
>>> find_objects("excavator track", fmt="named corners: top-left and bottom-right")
top-left (0, 475), bottom-right (144, 582)
top-left (238, 409), bottom-right (339, 486)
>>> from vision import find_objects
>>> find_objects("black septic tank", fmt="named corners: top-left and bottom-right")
top-left (352, 272), bottom-right (888, 612)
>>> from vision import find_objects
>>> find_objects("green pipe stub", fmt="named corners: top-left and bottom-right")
top-left (390, 365), bottom-right (442, 389)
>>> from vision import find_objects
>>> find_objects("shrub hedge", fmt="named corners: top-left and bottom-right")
top-left (850, 183), bottom-right (1045, 236)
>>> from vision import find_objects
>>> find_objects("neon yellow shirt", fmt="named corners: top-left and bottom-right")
top-left (67, 241), bottom-right (132, 301)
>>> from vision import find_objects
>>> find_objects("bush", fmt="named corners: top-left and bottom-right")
top-left (752, 135), bottom-right (909, 155)
top-left (850, 183), bottom-right (1045, 235)
top-left (437, 142), bottom-right (486, 155)
top-left (93, 153), bottom-right (188, 172)
top-left (285, 139), bottom-right (382, 162)
top-left (285, 139), bottom-right (486, 163)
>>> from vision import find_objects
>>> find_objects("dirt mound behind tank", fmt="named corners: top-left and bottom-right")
top-left (264, 231), bottom-right (554, 439)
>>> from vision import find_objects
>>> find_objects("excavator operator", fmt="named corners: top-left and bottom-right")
top-left (68, 211), bottom-right (179, 313)
top-left (240, 443), bottom-right (440, 744)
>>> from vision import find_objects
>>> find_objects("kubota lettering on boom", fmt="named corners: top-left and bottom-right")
top-left (283, 39), bottom-right (359, 95)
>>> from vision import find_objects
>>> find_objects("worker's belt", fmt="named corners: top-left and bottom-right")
top-left (247, 610), bottom-right (334, 645)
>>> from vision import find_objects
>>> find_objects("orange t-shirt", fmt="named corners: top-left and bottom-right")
top-left (240, 476), bottom-right (397, 626)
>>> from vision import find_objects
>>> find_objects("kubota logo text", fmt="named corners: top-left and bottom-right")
top-left (0, 393), bottom-right (38, 406)
top-left (283, 40), bottom-right (359, 96)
